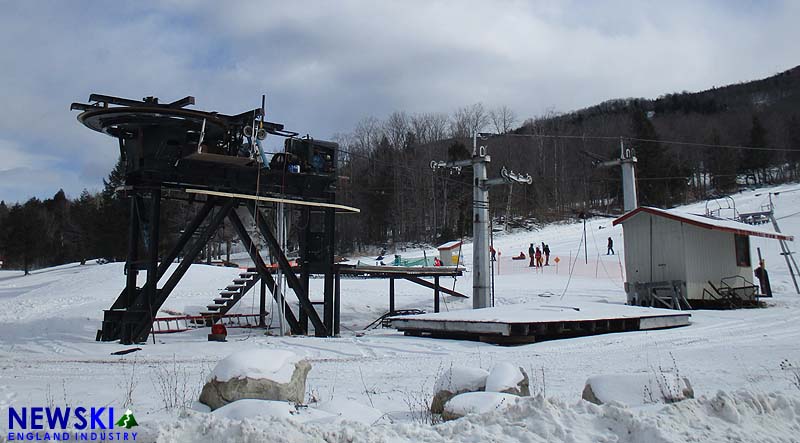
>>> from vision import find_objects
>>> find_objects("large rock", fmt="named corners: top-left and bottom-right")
top-left (431, 367), bottom-right (489, 414)
top-left (199, 349), bottom-right (311, 410)
top-left (485, 362), bottom-right (530, 396)
top-left (441, 391), bottom-right (519, 421)
top-left (582, 373), bottom-right (694, 407)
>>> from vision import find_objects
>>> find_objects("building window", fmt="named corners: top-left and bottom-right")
top-left (735, 234), bottom-right (751, 267)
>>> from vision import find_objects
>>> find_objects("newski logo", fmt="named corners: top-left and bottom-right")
top-left (9, 407), bottom-right (113, 430)
top-left (7, 407), bottom-right (138, 441)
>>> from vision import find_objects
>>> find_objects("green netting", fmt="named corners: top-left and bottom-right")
top-left (357, 256), bottom-right (434, 267)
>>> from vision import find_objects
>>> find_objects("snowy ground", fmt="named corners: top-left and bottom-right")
top-left (2, 185), bottom-right (800, 442)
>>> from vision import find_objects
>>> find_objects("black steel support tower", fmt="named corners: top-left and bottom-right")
top-left (71, 94), bottom-right (344, 344)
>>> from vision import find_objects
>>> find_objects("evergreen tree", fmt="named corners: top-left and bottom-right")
top-left (706, 128), bottom-right (738, 193)
top-left (3, 200), bottom-right (50, 274)
top-left (0, 201), bottom-right (8, 267)
top-left (629, 108), bottom-right (686, 207)
top-left (445, 141), bottom-right (473, 238)
top-left (44, 189), bottom-right (70, 264)
top-left (741, 115), bottom-right (769, 184)
top-left (98, 157), bottom-right (130, 261)
top-left (70, 190), bottom-right (99, 265)
top-left (787, 114), bottom-right (800, 178)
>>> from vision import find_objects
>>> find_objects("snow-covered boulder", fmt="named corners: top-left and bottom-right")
top-left (315, 399), bottom-right (384, 425)
top-left (213, 399), bottom-right (334, 422)
top-left (430, 367), bottom-right (490, 414)
top-left (199, 349), bottom-right (311, 410)
top-left (485, 362), bottom-right (530, 396)
top-left (441, 391), bottom-right (519, 421)
top-left (582, 373), bottom-right (694, 406)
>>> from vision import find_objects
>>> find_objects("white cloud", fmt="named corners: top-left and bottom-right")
top-left (0, 0), bottom-right (798, 202)
top-left (0, 139), bottom-right (61, 171)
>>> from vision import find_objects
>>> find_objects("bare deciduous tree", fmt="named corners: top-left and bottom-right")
top-left (490, 105), bottom-right (517, 134)
top-left (449, 103), bottom-right (490, 138)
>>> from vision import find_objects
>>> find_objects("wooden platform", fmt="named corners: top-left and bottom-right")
top-left (389, 301), bottom-right (691, 344)
top-left (336, 264), bottom-right (464, 278)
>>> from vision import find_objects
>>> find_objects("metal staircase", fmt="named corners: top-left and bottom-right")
top-left (198, 268), bottom-right (261, 325)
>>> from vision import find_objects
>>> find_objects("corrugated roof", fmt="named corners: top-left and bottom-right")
top-left (612, 206), bottom-right (793, 241)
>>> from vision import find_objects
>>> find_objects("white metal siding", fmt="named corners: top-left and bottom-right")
top-left (621, 213), bottom-right (685, 284)
top-left (649, 215), bottom-right (686, 283)
top-left (621, 213), bottom-right (755, 301)
top-left (682, 225), bottom-right (741, 299)
top-left (622, 214), bottom-right (652, 283)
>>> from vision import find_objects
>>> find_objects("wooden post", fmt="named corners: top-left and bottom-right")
top-left (434, 276), bottom-right (440, 313)
top-left (389, 277), bottom-right (395, 313)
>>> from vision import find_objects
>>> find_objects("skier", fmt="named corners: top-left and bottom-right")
top-left (490, 245), bottom-right (496, 261)
top-left (543, 243), bottom-right (551, 266)
top-left (535, 246), bottom-right (543, 268)
top-left (433, 257), bottom-right (443, 267)
top-left (607, 237), bottom-right (614, 255)
top-left (528, 243), bottom-right (535, 267)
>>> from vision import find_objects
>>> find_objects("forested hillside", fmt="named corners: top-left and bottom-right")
top-left (334, 66), bottom-right (800, 250)
top-left (2, 66), bottom-right (799, 270)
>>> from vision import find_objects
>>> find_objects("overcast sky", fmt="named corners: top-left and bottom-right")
top-left (1, 0), bottom-right (798, 203)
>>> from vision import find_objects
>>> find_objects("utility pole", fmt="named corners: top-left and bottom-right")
top-left (432, 132), bottom-right (532, 309)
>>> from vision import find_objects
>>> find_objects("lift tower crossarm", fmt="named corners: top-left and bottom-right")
top-left (582, 138), bottom-right (638, 212)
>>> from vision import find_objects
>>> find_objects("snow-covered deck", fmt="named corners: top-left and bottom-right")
top-left (390, 301), bottom-right (691, 344)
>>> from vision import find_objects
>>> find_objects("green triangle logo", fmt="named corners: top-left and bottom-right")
top-left (115, 409), bottom-right (139, 429)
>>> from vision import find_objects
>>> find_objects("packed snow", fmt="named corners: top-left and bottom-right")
top-left (2, 184), bottom-right (800, 441)
top-left (584, 373), bottom-right (693, 406)
top-left (391, 299), bottom-right (690, 322)
top-left (314, 399), bottom-right (384, 425)
top-left (442, 391), bottom-right (519, 416)
top-left (210, 349), bottom-right (301, 383)
top-left (484, 362), bottom-right (525, 393)
top-left (433, 367), bottom-right (489, 393)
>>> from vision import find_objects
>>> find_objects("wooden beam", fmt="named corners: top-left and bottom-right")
top-left (186, 188), bottom-right (360, 213)
top-left (403, 276), bottom-right (468, 298)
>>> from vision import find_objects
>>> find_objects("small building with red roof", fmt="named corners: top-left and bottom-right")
top-left (612, 206), bottom-right (792, 307)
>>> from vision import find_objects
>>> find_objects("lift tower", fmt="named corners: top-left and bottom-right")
top-left (432, 133), bottom-right (531, 309)
top-left (71, 94), bottom-right (351, 343)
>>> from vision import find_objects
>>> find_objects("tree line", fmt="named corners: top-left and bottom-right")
top-left (3, 67), bottom-right (799, 270)
top-left (0, 169), bottom-right (128, 274)
top-left (0, 160), bottom-right (231, 274)
top-left (333, 66), bottom-right (800, 251)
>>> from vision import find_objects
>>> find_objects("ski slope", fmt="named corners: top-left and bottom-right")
top-left (2, 185), bottom-right (800, 442)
